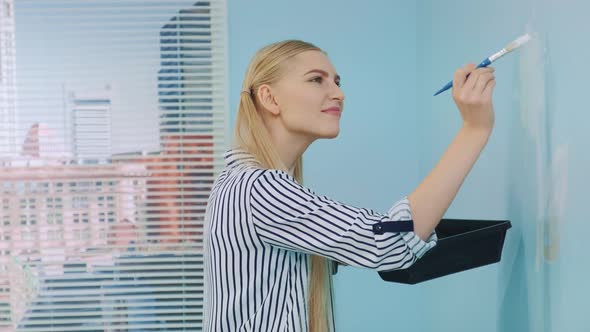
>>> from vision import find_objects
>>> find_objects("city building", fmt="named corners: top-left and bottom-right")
top-left (65, 84), bottom-right (113, 162)
top-left (0, 0), bottom-right (18, 157)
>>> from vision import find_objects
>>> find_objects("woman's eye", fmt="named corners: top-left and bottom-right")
top-left (310, 76), bottom-right (323, 84)
top-left (310, 76), bottom-right (341, 87)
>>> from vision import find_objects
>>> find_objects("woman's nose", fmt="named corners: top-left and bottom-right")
top-left (331, 83), bottom-right (345, 101)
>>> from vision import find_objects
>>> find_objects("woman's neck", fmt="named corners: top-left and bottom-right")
top-left (270, 129), bottom-right (313, 173)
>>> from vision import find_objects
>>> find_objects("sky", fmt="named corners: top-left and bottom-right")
top-left (14, 0), bottom-right (199, 154)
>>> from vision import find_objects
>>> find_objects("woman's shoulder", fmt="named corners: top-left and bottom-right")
top-left (220, 148), bottom-right (299, 188)
top-left (236, 166), bottom-right (294, 185)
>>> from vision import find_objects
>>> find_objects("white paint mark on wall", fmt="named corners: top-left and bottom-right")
top-left (517, 25), bottom-right (548, 270)
top-left (544, 144), bottom-right (568, 262)
top-left (518, 22), bottom-right (568, 266)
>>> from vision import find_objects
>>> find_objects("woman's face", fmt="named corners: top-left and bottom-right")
top-left (271, 50), bottom-right (345, 141)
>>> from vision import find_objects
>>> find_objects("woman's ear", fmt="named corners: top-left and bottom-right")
top-left (256, 84), bottom-right (280, 116)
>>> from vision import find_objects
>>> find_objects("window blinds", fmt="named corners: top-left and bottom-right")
top-left (0, 1), bottom-right (228, 330)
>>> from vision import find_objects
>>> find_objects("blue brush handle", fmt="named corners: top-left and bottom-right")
top-left (433, 58), bottom-right (492, 96)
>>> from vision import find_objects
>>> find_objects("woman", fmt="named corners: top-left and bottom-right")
top-left (204, 40), bottom-right (495, 332)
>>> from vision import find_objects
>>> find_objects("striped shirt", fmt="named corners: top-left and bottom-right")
top-left (203, 149), bottom-right (437, 331)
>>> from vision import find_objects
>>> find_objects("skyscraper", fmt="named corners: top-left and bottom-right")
top-left (158, 1), bottom-right (219, 138)
top-left (155, 1), bottom-right (220, 232)
top-left (150, 3), bottom-right (225, 328)
top-left (0, 0), bottom-right (18, 157)
top-left (66, 84), bottom-right (113, 162)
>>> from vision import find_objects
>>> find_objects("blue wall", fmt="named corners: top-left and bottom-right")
top-left (228, 0), bottom-right (590, 331)
top-left (415, 1), bottom-right (531, 331)
top-left (417, 0), bottom-right (590, 331)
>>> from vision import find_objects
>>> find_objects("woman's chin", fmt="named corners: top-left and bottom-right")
top-left (319, 129), bottom-right (340, 139)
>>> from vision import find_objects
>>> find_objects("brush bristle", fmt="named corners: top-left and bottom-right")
top-left (506, 33), bottom-right (532, 51)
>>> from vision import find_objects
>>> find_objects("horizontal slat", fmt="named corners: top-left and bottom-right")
top-left (17, 23), bottom-right (223, 31)
top-left (1, 229), bottom-right (207, 237)
top-left (26, 299), bottom-right (202, 311)
top-left (16, 74), bottom-right (225, 81)
top-left (20, 293), bottom-right (202, 304)
top-left (11, 98), bottom-right (227, 106)
top-left (24, 308), bottom-right (203, 319)
top-left (0, 226), bottom-right (207, 235)
top-left (36, 272), bottom-right (203, 281)
top-left (16, 323), bottom-right (201, 332)
top-left (19, 12), bottom-right (222, 19)
top-left (5, 252), bottom-right (203, 262)
top-left (0, 162), bottom-right (224, 173)
top-left (17, 0), bottom-right (215, 9)
top-left (2, 259), bottom-right (205, 272)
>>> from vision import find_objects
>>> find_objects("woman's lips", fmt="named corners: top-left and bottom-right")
top-left (321, 107), bottom-right (342, 116)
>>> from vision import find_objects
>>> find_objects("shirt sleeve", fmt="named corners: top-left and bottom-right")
top-left (249, 170), bottom-right (437, 272)
top-left (386, 197), bottom-right (438, 260)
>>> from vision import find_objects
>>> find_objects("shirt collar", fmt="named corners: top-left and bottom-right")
top-left (224, 148), bottom-right (259, 168)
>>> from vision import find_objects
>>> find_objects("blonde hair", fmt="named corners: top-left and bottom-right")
top-left (234, 40), bottom-right (333, 332)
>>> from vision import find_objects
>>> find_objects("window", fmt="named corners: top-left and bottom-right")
top-left (0, 1), bottom-right (227, 330)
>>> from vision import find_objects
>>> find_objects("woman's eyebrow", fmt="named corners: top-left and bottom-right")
top-left (303, 69), bottom-right (341, 81)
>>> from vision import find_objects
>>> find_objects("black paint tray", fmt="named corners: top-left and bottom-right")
top-left (378, 218), bottom-right (512, 284)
